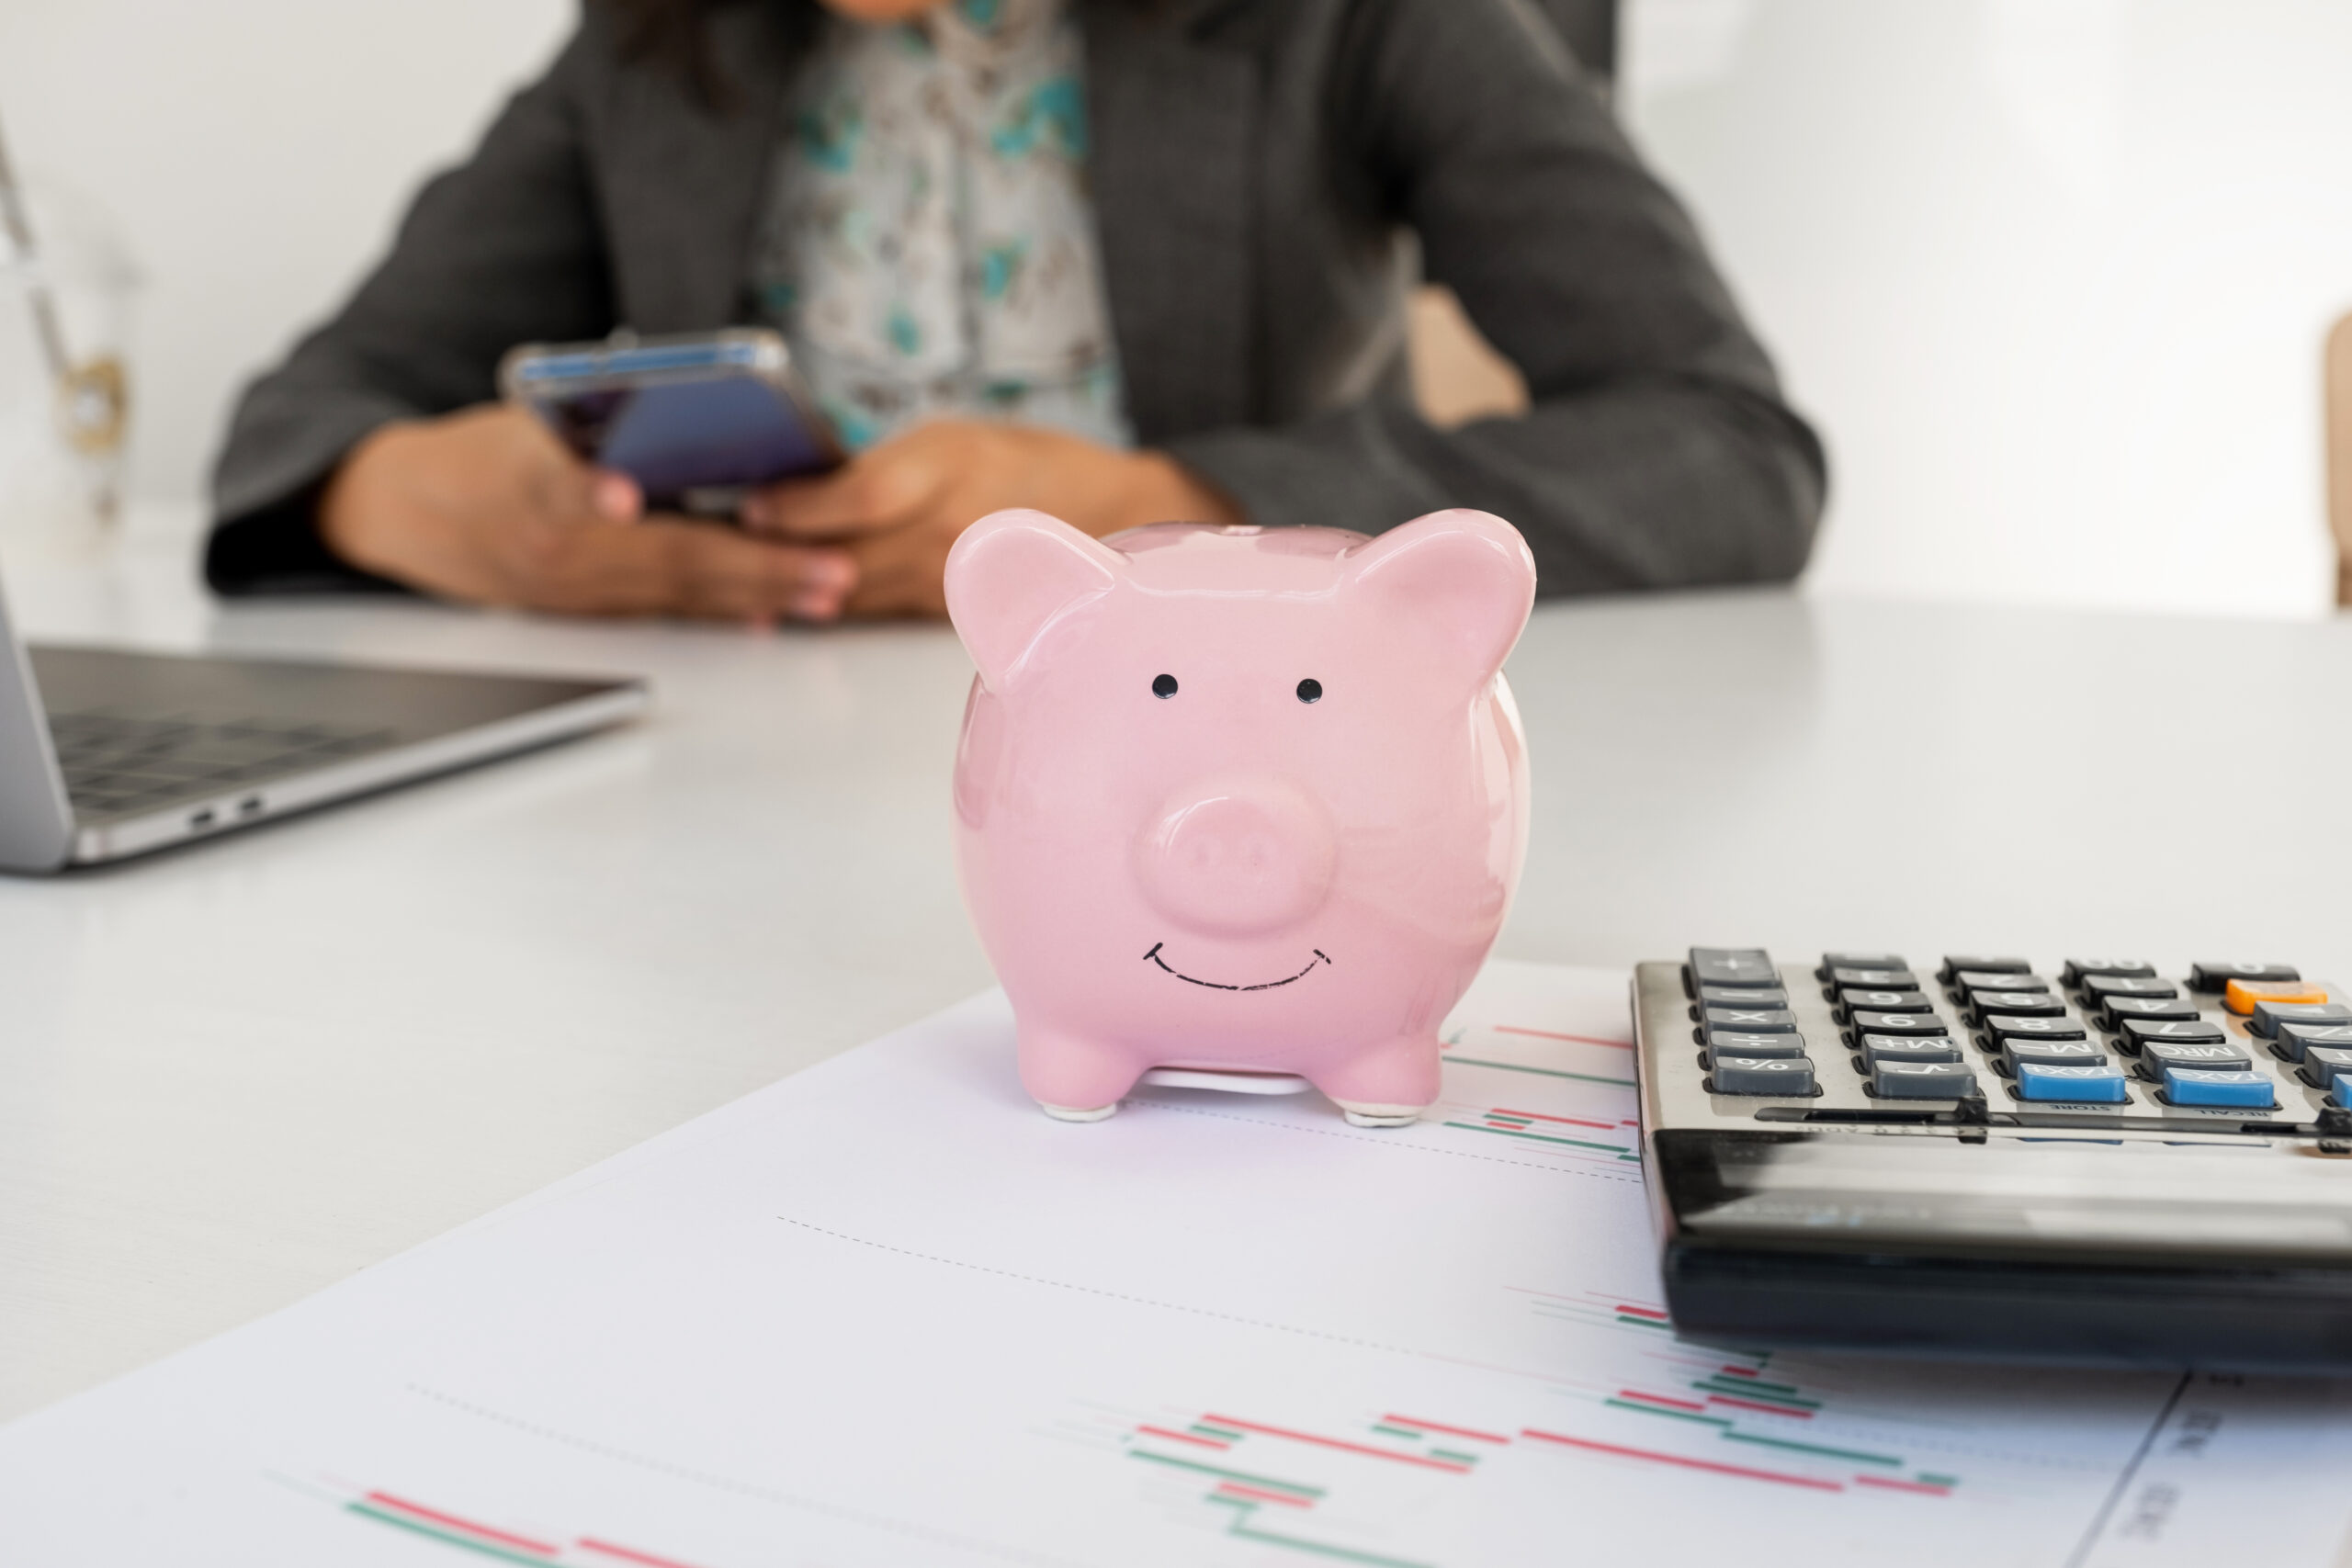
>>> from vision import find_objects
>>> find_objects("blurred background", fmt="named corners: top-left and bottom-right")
top-left (2, 0), bottom-right (2350, 615)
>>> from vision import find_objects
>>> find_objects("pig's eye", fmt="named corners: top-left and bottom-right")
top-left (1295, 679), bottom-right (1323, 704)
top-left (1152, 673), bottom-right (1179, 699)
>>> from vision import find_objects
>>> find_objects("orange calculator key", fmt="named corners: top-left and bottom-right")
top-left (2223, 978), bottom-right (2330, 1014)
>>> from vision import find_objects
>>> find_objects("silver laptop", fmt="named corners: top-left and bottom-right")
top-left (0, 574), bottom-right (648, 873)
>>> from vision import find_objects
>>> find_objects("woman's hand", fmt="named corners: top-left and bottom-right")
top-left (739, 420), bottom-right (1242, 618)
top-left (319, 404), bottom-right (858, 623)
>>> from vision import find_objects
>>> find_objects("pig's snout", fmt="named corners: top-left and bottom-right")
top-left (1135, 778), bottom-right (1337, 936)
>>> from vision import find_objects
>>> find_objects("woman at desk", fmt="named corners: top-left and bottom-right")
top-left (205, 0), bottom-right (1826, 622)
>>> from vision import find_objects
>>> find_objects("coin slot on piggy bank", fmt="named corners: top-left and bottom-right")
top-left (944, 508), bottom-right (1536, 1127)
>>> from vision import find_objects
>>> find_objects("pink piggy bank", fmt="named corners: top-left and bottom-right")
top-left (944, 509), bottom-right (1535, 1126)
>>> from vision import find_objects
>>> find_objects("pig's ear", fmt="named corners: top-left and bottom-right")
top-left (945, 509), bottom-right (1127, 692)
top-left (1340, 510), bottom-right (1536, 687)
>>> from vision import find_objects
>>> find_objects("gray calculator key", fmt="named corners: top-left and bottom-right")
top-left (1861, 1034), bottom-right (1962, 1066)
top-left (1828, 966), bottom-right (1917, 990)
top-left (2082, 975), bottom-right (2177, 1001)
top-left (1690, 948), bottom-right (1779, 987)
top-left (1849, 1010), bottom-right (1951, 1037)
top-left (2005, 1038), bottom-right (2109, 1069)
top-left (1955, 969), bottom-right (2048, 996)
top-left (1973, 991), bottom-right (2067, 1018)
top-left (1712, 1056), bottom-right (1816, 1096)
top-left (1698, 984), bottom-right (1788, 1009)
top-left (2099, 995), bottom-right (2202, 1025)
top-left (2250, 1000), bottom-right (2352, 1039)
top-left (2119, 1017), bottom-right (2228, 1050)
top-left (1984, 1013), bottom-right (2088, 1042)
top-left (2062, 958), bottom-right (2155, 987)
top-left (1939, 955), bottom-right (2030, 982)
top-left (1822, 953), bottom-right (1906, 972)
top-left (2189, 961), bottom-right (2301, 993)
top-left (2303, 1046), bottom-right (2352, 1089)
top-left (2139, 1041), bottom-right (2254, 1076)
top-left (2275, 1021), bottom-right (2352, 1061)
top-left (1703, 1030), bottom-right (1809, 1059)
top-left (1837, 987), bottom-right (1933, 1013)
top-left (1873, 1060), bottom-right (1980, 1098)
top-left (1702, 1006), bottom-right (1796, 1032)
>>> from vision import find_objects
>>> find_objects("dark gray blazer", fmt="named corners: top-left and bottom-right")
top-left (206, 0), bottom-right (1825, 598)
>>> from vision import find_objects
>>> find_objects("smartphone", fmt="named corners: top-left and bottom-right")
top-left (498, 328), bottom-right (843, 516)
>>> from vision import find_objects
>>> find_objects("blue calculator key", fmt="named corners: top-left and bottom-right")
top-left (1703, 1030), bottom-right (1808, 1059)
top-left (1698, 984), bottom-right (1789, 1009)
top-left (1712, 1056), bottom-right (1816, 1096)
top-left (2337, 1080), bottom-right (2352, 1110)
top-left (2160, 1068), bottom-right (2275, 1108)
top-left (1860, 1034), bottom-right (1962, 1066)
top-left (2006, 1038), bottom-right (2108, 1069)
top-left (1873, 1060), bottom-right (1980, 1098)
top-left (2189, 961), bottom-right (2301, 993)
top-left (2250, 1000), bottom-right (2352, 1039)
top-left (2302, 1046), bottom-right (2352, 1089)
top-left (1690, 948), bottom-right (1779, 988)
top-left (2015, 1063), bottom-right (2131, 1102)
top-left (2277, 1022), bottom-right (2352, 1062)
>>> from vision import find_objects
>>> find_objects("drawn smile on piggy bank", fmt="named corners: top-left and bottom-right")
top-left (1141, 942), bottom-right (1331, 992)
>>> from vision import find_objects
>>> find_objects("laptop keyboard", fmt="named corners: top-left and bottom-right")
top-left (49, 712), bottom-right (398, 818)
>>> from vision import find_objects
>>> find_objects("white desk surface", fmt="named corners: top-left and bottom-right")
top-left (6, 541), bottom-right (2352, 1423)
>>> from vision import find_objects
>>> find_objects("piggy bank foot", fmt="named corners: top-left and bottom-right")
top-left (1333, 1100), bottom-right (1427, 1130)
top-left (1038, 1101), bottom-right (1120, 1123)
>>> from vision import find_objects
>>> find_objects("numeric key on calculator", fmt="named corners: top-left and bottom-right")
top-left (1984, 1013), bottom-right (2089, 1043)
top-left (2190, 961), bottom-right (2301, 993)
top-left (1954, 969), bottom-right (2049, 997)
top-left (1690, 948), bottom-right (1779, 988)
top-left (1837, 988), bottom-right (1934, 1015)
top-left (2082, 975), bottom-right (2177, 1002)
top-left (2276, 1022), bottom-right (2352, 1061)
top-left (2250, 1001), bottom-right (2352, 1038)
top-left (1712, 1056), bottom-right (1816, 1096)
top-left (2119, 1017), bottom-right (2228, 1051)
top-left (2301, 1047), bottom-right (2352, 1089)
top-left (1939, 955), bottom-right (2029, 983)
top-left (2099, 995), bottom-right (2203, 1027)
top-left (1848, 1010), bottom-right (1950, 1038)
top-left (2062, 958), bottom-right (2155, 987)
top-left (1819, 953), bottom-right (1906, 977)
top-left (1828, 967), bottom-right (1917, 990)
top-left (1872, 1060), bottom-right (1980, 1098)
top-left (1972, 990), bottom-right (2067, 1020)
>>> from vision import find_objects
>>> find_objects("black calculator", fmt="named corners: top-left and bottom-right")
top-left (1630, 950), bottom-right (2352, 1371)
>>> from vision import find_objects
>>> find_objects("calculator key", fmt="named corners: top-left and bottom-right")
top-left (2098, 996), bottom-right (2203, 1027)
top-left (2249, 1000), bottom-right (2352, 1039)
top-left (1873, 1060), bottom-right (1980, 1099)
top-left (2006, 1038), bottom-right (2109, 1069)
top-left (2118, 1018), bottom-right (2228, 1050)
top-left (2159, 1068), bottom-right (2276, 1109)
top-left (1702, 1006), bottom-right (1796, 1032)
top-left (1690, 948), bottom-right (1779, 987)
top-left (2222, 979), bottom-right (2331, 1015)
top-left (1712, 1056), bottom-right (1816, 1096)
top-left (1702, 1031), bottom-right (1809, 1059)
top-left (2015, 1062), bottom-right (2131, 1103)
top-left (1849, 1010), bottom-right (1951, 1037)
top-left (1860, 1034), bottom-right (1962, 1066)
top-left (2302, 1046), bottom-right (2352, 1089)
top-left (2082, 975), bottom-right (2177, 1001)
top-left (1820, 953), bottom-right (1906, 976)
top-left (2337, 1081), bottom-right (2352, 1111)
top-left (2189, 961), bottom-right (2301, 993)
top-left (1984, 1013), bottom-right (2089, 1042)
top-left (2275, 1021), bottom-right (2352, 1062)
top-left (1697, 984), bottom-right (1788, 1010)
top-left (1954, 969), bottom-right (2049, 996)
top-left (1828, 966), bottom-right (1917, 990)
top-left (1972, 991), bottom-right (2067, 1019)
top-left (2139, 1041), bottom-right (2254, 1076)
top-left (1837, 987), bottom-right (1934, 1013)
top-left (2060, 958), bottom-right (2154, 987)
top-left (1939, 955), bottom-right (2030, 983)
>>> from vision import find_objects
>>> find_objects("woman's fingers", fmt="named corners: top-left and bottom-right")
top-left (503, 515), bottom-right (859, 622)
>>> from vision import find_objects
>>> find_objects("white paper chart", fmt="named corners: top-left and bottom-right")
top-left (3, 962), bottom-right (2348, 1567)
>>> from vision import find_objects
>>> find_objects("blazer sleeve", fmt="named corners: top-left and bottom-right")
top-left (203, 17), bottom-right (617, 594)
top-left (1164, 0), bottom-right (1826, 596)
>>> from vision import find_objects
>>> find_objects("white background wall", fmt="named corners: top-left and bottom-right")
top-left (0, 0), bottom-right (572, 514)
top-left (1623, 0), bottom-right (2352, 617)
top-left (4, 1), bottom-right (2351, 616)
